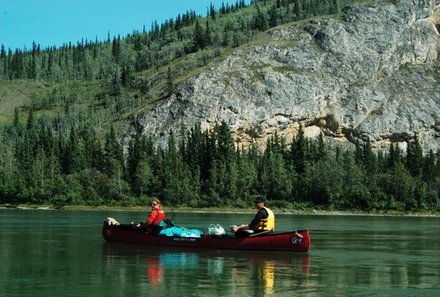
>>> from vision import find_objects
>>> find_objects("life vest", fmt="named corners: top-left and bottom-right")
top-left (145, 209), bottom-right (166, 233)
top-left (149, 209), bottom-right (166, 225)
top-left (255, 206), bottom-right (275, 231)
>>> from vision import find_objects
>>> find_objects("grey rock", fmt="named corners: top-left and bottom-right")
top-left (135, 0), bottom-right (440, 152)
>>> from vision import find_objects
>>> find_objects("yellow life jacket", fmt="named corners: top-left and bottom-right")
top-left (256, 206), bottom-right (275, 231)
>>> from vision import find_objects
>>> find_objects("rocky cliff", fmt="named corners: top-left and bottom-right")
top-left (136, 0), bottom-right (440, 152)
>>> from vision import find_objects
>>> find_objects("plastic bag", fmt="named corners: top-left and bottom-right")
top-left (208, 224), bottom-right (226, 236)
top-left (159, 226), bottom-right (203, 238)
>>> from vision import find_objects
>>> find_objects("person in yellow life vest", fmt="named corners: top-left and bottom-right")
top-left (231, 197), bottom-right (275, 236)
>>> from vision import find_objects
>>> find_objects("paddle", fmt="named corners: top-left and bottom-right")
top-left (248, 229), bottom-right (273, 237)
top-left (294, 230), bottom-right (304, 238)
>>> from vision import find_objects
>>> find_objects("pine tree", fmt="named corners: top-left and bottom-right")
top-left (209, 3), bottom-right (216, 20)
top-left (13, 108), bottom-right (21, 131)
top-left (200, 128), bottom-right (216, 192)
top-left (268, 5), bottom-right (278, 27)
top-left (26, 109), bottom-right (34, 130)
top-left (205, 20), bottom-right (212, 46)
top-left (216, 121), bottom-right (235, 164)
top-left (293, 0), bottom-right (302, 19)
top-left (254, 6), bottom-right (268, 31)
top-left (126, 132), bottom-right (144, 195)
top-left (111, 35), bottom-right (121, 64)
top-left (363, 139), bottom-right (378, 175)
top-left (422, 149), bottom-right (436, 182)
top-left (1, 44), bottom-right (8, 79)
top-left (290, 125), bottom-right (307, 174)
top-left (259, 142), bottom-right (292, 201)
top-left (102, 126), bottom-right (124, 176)
top-left (406, 134), bottom-right (424, 177)
top-left (192, 20), bottom-right (206, 51)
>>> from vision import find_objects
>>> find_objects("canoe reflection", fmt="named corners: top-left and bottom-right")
top-left (102, 242), bottom-right (311, 289)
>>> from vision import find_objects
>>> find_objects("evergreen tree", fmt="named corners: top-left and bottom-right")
top-left (66, 126), bottom-right (86, 173)
top-left (342, 151), bottom-right (371, 209)
top-left (290, 125), bottom-right (307, 174)
top-left (406, 134), bottom-right (424, 177)
top-left (254, 6), bottom-right (268, 31)
top-left (112, 35), bottom-right (121, 64)
top-left (183, 123), bottom-right (203, 175)
top-left (259, 141), bottom-right (293, 201)
top-left (293, 0), bottom-right (302, 19)
top-left (422, 149), bottom-right (436, 183)
top-left (102, 126), bottom-right (124, 176)
top-left (235, 147), bottom-right (259, 205)
top-left (363, 139), bottom-right (378, 175)
top-left (209, 3), bottom-right (217, 20)
top-left (381, 162), bottom-right (417, 210)
top-left (205, 20), bottom-right (212, 46)
top-left (126, 132), bottom-right (151, 196)
top-left (13, 107), bottom-right (21, 131)
top-left (300, 155), bottom-right (342, 206)
top-left (192, 20), bottom-right (206, 51)
top-left (268, 5), bottom-right (279, 27)
top-left (200, 128), bottom-right (216, 193)
top-left (216, 120), bottom-right (235, 164)
top-left (159, 130), bottom-right (200, 205)
top-left (26, 108), bottom-right (34, 130)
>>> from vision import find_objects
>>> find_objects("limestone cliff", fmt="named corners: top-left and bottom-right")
top-left (135, 0), bottom-right (440, 152)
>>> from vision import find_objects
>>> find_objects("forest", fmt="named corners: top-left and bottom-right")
top-left (1, 113), bottom-right (439, 212)
top-left (1, 0), bottom-right (343, 82)
top-left (1, 0), bottom-right (439, 212)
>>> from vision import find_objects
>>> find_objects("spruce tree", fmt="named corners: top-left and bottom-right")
top-left (193, 20), bottom-right (206, 51)
top-left (290, 125), bottom-right (307, 174)
top-left (406, 134), bottom-right (424, 177)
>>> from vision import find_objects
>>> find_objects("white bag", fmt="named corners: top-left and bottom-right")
top-left (208, 224), bottom-right (226, 236)
top-left (107, 217), bottom-right (120, 226)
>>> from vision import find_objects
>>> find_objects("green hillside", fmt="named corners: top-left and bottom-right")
top-left (0, 0), bottom-right (352, 128)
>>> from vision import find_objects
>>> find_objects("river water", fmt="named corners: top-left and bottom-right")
top-left (0, 209), bottom-right (439, 297)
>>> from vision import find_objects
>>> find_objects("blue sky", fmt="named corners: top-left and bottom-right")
top-left (1, 0), bottom-right (248, 51)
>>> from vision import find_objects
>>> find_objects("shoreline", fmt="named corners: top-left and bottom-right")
top-left (1, 203), bottom-right (439, 217)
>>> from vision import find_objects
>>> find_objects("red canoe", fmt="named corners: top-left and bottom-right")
top-left (102, 221), bottom-right (311, 253)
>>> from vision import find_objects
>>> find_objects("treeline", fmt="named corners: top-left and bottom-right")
top-left (0, 0), bottom-right (342, 82)
top-left (1, 110), bottom-right (439, 211)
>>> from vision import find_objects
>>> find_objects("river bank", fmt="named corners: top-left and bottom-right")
top-left (2, 203), bottom-right (439, 217)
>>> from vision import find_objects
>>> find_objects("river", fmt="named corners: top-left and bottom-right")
top-left (0, 209), bottom-right (439, 297)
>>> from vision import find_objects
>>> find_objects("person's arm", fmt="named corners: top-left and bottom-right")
top-left (231, 223), bottom-right (249, 233)
top-left (137, 210), bottom-right (158, 227)
top-left (146, 209), bottom-right (159, 225)
top-left (231, 209), bottom-right (268, 232)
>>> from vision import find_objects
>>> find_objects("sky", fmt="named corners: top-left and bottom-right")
top-left (0, 0), bottom-right (248, 51)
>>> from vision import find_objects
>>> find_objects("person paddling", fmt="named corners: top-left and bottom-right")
top-left (231, 197), bottom-right (275, 236)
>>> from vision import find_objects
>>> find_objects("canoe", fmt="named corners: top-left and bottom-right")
top-left (102, 221), bottom-right (311, 253)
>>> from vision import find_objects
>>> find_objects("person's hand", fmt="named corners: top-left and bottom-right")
top-left (230, 225), bottom-right (238, 233)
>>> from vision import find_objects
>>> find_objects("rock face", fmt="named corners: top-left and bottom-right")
top-left (136, 0), bottom-right (440, 152)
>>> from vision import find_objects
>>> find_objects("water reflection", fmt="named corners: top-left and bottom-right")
top-left (146, 257), bottom-right (162, 285)
top-left (102, 242), bottom-right (311, 295)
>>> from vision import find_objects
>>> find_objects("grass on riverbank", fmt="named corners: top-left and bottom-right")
top-left (2, 203), bottom-right (439, 217)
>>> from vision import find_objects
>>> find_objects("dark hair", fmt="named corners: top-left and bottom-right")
top-left (254, 197), bottom-right (266, 204)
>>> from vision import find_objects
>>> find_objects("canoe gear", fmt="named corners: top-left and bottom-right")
top-left (208, 224), bottom-right (226, 236)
